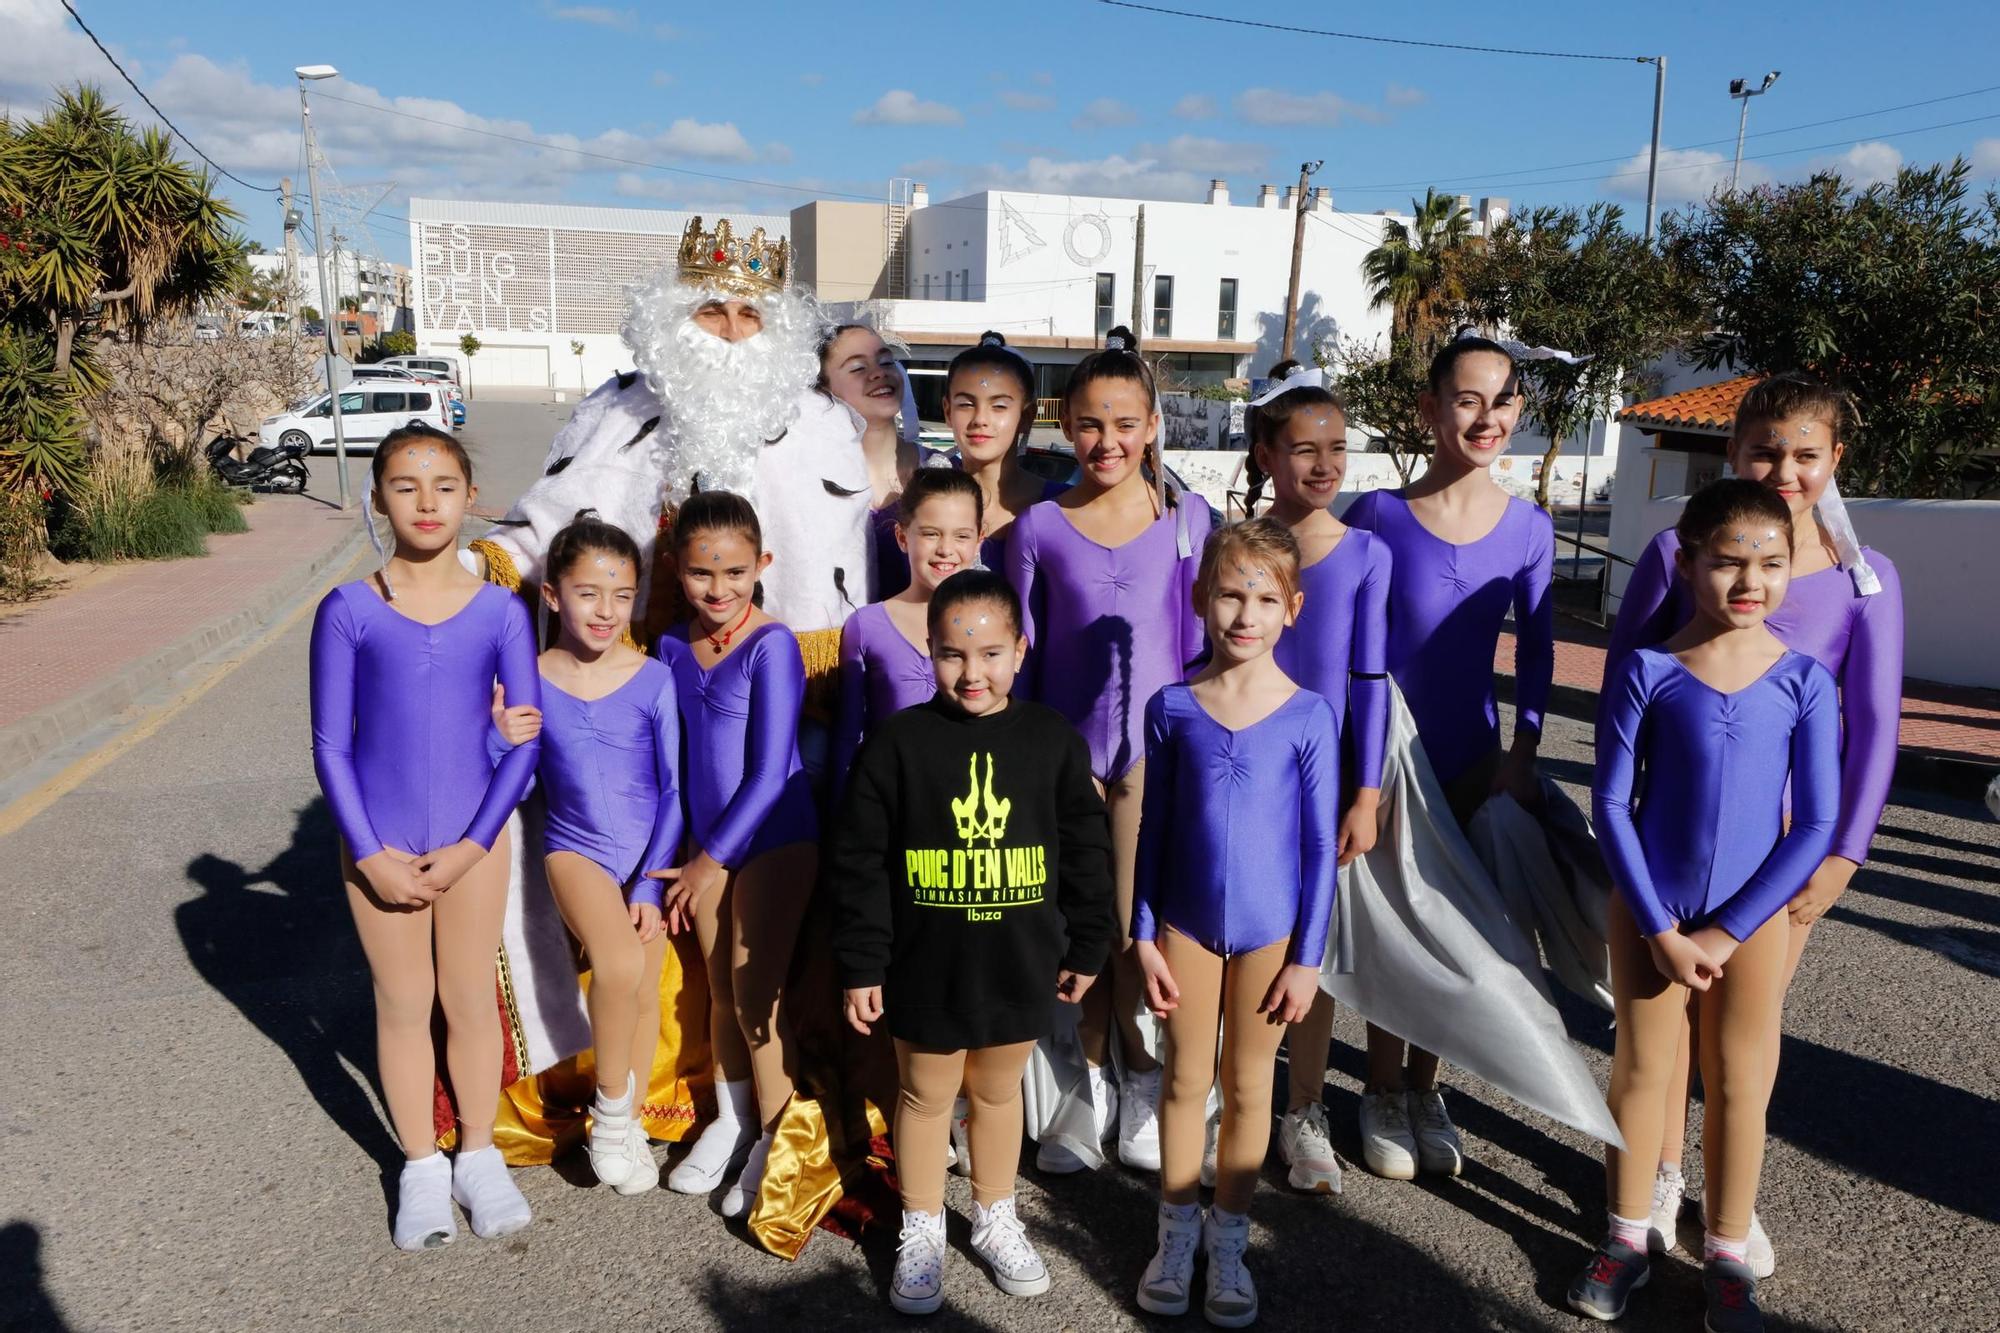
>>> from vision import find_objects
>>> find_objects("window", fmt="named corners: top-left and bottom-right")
top-left (369, 392), bottom-right (405, 414)
top-left (960, 268), bottom-right (970, 300)
top-left (923, 273), bottom-right (932, 299)
top-left (336, 392), bottom-right (365, 416)
top-left (1152, 274), bottom-right (1174, 339)
top-left (1218, 278), bottom-right (1238, 340)
top-left (944, 271), bottom-right (953, 301)
top-left (1095, 273), bottom-right (1115, 335)
top-left (409, 392), bottom-right (433, 411)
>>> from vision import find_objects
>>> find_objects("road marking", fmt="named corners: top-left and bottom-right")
top-left (0, 550), bottom-right (366, 840)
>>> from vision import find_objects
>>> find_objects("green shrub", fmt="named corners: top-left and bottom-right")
top-left (52, 483), bottom-right (213, 562)
top-left (184, 477), bottom-right (250, 534)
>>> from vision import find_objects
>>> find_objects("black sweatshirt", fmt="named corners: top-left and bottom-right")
top-left (830, 696), bottom-right (1116, 1049)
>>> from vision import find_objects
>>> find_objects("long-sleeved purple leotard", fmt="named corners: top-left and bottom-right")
top-left (1006, 497), bottom-right (1214, 783)
top-left (1605, 528), bottom-right (1904, 866)
top-left (657, 621), bottom-right (817, 868)
top-left (1343, 490), bottom-right (1554, 786)
top-left (873, 474), bottom-right (1068, 601)
top-left (310, 580), bottom-right (541, 861)
top-left (1595, 647), bottom-right (1840, 940)
top-left (830, 601), bottom-right (938, 789)
top-left (1272, 528), bottom-right (1393, 790)
top-left (535, 657), bottom-right (684, 911)
top-left (1131, 684), bottom-right (1341, 966)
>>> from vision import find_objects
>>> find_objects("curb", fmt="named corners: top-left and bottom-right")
top-left (0, 514), bottom-right (366, 780)
top-left (1497, 673), bottom-right (1999, 804)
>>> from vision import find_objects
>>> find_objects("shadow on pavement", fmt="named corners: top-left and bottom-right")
top-left (0, 1222), bottom-right (72, 1333)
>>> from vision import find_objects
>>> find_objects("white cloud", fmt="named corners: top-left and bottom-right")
top-left (1602, 144), bottom-right (1769, 205)
top-left (1172, 93), bottom-right (1216, 120)
top-left (1974, 138), bottom-right (2000, 176)
top-left (1235, 87), bottom-right (1383, 127)
top-left (1385, 83), bottom-right (1426, 108)
top-left (1809, 141), bottom-right (1902, 186)
top-left (973, 153), bottom-right (1209, 202)
top-left (1000, 90), bottom-right (1055, 112)
top-left (1136, 134), bottom-right (1266, 174)
top-left (853, 89), bottom-right (963, 127)
top-left (1071, 97), bottom-right (1140, 131)
top-left (549, 5), bottom-right (637, 29)
top-left (649, 70), bottom-right (674, 88)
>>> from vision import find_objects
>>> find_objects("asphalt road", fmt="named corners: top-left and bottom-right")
top-left (2, 403), bottom-right (1995, 1332)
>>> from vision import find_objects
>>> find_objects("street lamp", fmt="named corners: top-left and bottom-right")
top-left (296, 63), bottom-right (351, 510)
top-left (1728, 71), bottom-right (1781, 192)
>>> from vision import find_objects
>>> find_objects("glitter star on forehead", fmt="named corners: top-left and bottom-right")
top-left (1235, 560), bottom-right (1263, 588)
top-left (1731, 529), bottom-right (1781, 551)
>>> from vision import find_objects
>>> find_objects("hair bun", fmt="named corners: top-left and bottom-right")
top-left (572, 507), bottom-right (600, 522)
top-left (1104, 324), bottom-right (1138, 352)
top-left (978, 330), bottom-right (1007, 348)
top-left (1453, 324), bottom-right (1482, 343)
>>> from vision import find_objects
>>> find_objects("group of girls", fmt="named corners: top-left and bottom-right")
top-left (309, 311), bottom-right (1900, 1333)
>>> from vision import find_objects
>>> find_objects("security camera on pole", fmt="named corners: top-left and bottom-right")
top-left (296, 63), bottom-right (349, 510)
top-left (1729, 71), bottom-right (1781, 191)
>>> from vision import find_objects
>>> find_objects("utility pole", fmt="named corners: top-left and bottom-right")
top-left (1642, 56), bottom-right (1666, 242)
top-left (297, 65), bottom-right (349, 510)
top-left (1280, 159), bottom-right (1323, 362)
top-left (1129, 204), bottom-right (1145, 336)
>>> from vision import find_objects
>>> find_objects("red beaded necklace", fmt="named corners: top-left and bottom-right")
top-left (703, 601), bottom-right (756, 651)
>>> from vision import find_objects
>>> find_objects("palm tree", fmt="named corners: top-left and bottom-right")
top-left (1361, 187), bottom-right (1473, 354)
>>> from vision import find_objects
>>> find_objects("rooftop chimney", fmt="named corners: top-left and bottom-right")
top-left (1456, 193), bottom-right (1474, 219)
top-left (1206, 178), bottom-right (1229, 205)
top-left (1282, 185), bottom-right (1302, 209)
top-left (910, 182), bottom-right (930, 210)
top-left (1257, 184), bottom-right (1279, 209)
top-left (1311, 186), bottom-right (1333, 213)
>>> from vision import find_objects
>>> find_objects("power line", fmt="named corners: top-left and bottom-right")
top-left (57, 0), bottom-right (280, 194)
top-left (1096, 0), bottom-right (1647, 63)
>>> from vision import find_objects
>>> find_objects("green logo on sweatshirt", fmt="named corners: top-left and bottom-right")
top-left (950, 752), bottom-right (1011, 848)
top-left (908, 751), bottom-right (1046, 921)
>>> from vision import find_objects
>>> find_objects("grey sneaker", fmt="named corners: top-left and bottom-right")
top-left (1358, 1091), bottom-right (1417, 1180)
top-left (1568, 1239), bottom-right (1650, 1321)
top-left (1702, 1256), bottom-right (1764, 1333)
top-left (1202, 1208), bottom-right (1258, 1328)
top-left (1136, 1205), bottom-right (1202, 1317)
top-left (1408, 1089), bottom-right (1462, 1176)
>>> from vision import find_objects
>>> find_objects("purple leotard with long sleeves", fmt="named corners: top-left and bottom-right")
top-left (1272, 529), bottom-right (1393, 790)
top-left (1131, 684), bottom-right (1341, 966)
top-left (830, 601), bottom-right (938, 788)
top-left (657, 622), bottom-right (817, 867)
top-left (1006, 497), bottom-right (1214, 783)
top-left (535, 657), bottom-right (684, 911)
top-left (1605, 528), bottom-right (1904, 866)
top-left (1343, 490), bottom-right (1554, 785)
top-left (1594, 648), bottom-right (1840, 940)
top-left (873, 474), bottom-right (1068, 601)
top-left (310, 581), bottom-right (540, 860)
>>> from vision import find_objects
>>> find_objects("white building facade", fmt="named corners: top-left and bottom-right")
top-left (406, 198), bottom-right (789, 390)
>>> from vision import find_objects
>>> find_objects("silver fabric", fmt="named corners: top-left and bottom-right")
top-left (1322, 686), bottom-right (1622, 1147)
top-left (1468, 785), bottom-right (1615, 1013)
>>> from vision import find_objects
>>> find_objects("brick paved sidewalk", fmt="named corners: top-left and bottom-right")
top-left (0, 492), bottom-right (361, 768)
top-left (1498, 620), bottom-right (2000, 764)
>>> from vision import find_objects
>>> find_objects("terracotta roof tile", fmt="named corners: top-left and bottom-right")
top-left (1617, 375), bottom-right (1761, 433)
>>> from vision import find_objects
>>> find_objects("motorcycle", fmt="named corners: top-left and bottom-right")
top-left (206, 432), bottom-right (309, 493)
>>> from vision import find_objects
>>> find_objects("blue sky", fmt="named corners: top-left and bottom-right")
top-left (8, 0), bottom-right (2000, 265)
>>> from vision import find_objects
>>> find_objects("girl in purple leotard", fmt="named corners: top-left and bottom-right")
top-left (519, 512), bottom-right (680, 1198)
top-left (818, 323), bottom-right (917, 599)
top-left (308, 423), bottom-right (540, 1250)
top-left (947, 332), bottom-right (1068, 571)
top-left (1247, 366), bottom-right (1392, 1195)
top-left (1603, 374), bottom-right (1904, 1274)
top-left (1340, 333), bottom-right (1554, 1183)
top-left (653, 491), bottom-right (818, 1220)
top-left (1006, 326), bottom-right (1214, 1174)
top-left (831, 469), bottom-right (984, 795)
top-left (1131, 518), bottom-right (1340, 1325)
top-left (1569, 480), bottom-right (1838, 1332)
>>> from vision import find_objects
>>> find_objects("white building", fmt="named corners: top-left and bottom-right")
top-left (406, 198), bottom-right (789, 390)
top-left (246, 251), bottom-right (409, 332)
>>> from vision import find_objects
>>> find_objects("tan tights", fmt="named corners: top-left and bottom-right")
top-left (893, 1040), bottom-right (1036, 1215)
top-left (1605, 895), bottom-right (1789, 1240)
top-left (342, 833), bottom-right (513, 1158)
top-left (1159, 930), bottom-right (1290, 1215)
top-left (685, 842), bottom-right (816, 1131)
top-left (1076, 763), bottom-right (1159, 1075)
top-left (545, 852), bottom-right (669, 1101)
top-left (1286, 990), bottom-right (1336, 1112)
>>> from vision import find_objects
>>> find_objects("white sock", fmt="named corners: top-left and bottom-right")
top-left (678, 1078), bottom-right (756, 1173)
top-left (1703, 1230), bottom-right (1749, 1264)
top-left (452, 1145), bottom-right (532, 1238)
top-left (1608, 1211), bottom-right (1649, 1251)
top-left (594, 1076), bottom-right (634, 1119)
top-left (392, 1153), bottom-right (456, 1251)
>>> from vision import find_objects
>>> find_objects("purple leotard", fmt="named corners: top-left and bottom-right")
top-left (831, 602), bottom-right (938, 789)
top-left (1006, 497), bottom-right (1214, 783)
top-left (657, 622), bottom-right (817, 867)
top-left (1271, 528), bottom-right (1393, 790)
top-left (1605, 528), bottom-right (1904, 866)
top-left (310, 581), bottom-right (540, 860)
top-left (1343, 490), bottom-right (1554, 785)
top-left (535, 657), bottom-right (684, 911)
top-left (1595, 648), bottom-right (1840, 940)
top-left (873, 474), bottom-right (1068, 601)
top-left (1132, 684), bottom-right (1341, 966)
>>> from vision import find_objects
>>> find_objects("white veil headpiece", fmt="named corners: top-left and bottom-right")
top-left (1815, 478), bottom-right (1882, 595)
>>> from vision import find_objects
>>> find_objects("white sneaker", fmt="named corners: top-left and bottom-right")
top-left (949, 1096), bottom-right (973, 1178)
top-left (588, 1075), bottom-right (656, 1195)
top-left (1203, 1208), bottom-right (1258, 1328)
top-left (1199, 1111), bottom-right (1220, 1189)
top-left (890, 1208), bottom-right (947, 1315)
top-left (1119, 1067), bottom-right (1163, 1171)
top-left (1745, 1210), bottom-right (1775, 1279)
top-left (1358, 1092), bottom-right (1418, 1180)
top-left (970, 1197), bottom-right (1050, 1297)
top-left (391, 1153), bottom-right (457, 1252)
top-left (450, 1145), bottom-right (532, 1239)
top-left (620, 1117), bottom-right (660, 1195)
top-left (1136, 1204), bottom-right (1202, 1316)
top-left (1648, 1167), bottom-right (1685, 1255)
top-left (1035, 1065), bottom-right (1118, 1173)
top-left (718, 1132), bottom-right (772, 1218)
top-left (1408, 1089), bottom-right (1463, 1177)
top-left (667, 1079), bottom-right (757, 1194)
top-left (1278, 1102), bottom-right (1344, 1194)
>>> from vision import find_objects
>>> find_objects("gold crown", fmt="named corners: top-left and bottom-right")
top-left (677, 216), bottom-right (787, 297)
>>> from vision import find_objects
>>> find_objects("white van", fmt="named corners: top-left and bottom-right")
top-left (380, 353), bottom-right (463, 387)
top-left (258, 384), bottom-right (453, 453)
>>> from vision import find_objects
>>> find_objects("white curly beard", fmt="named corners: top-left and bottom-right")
top-left (621, 272), bottom-right (822, 500)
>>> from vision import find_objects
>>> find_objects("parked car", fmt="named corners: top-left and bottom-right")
top-left (258, 384), bottom-right (453, 453)
top-left (347, 364), bottom-right (420, 382)
top-left (380, 354), bottom-right (464, 387)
